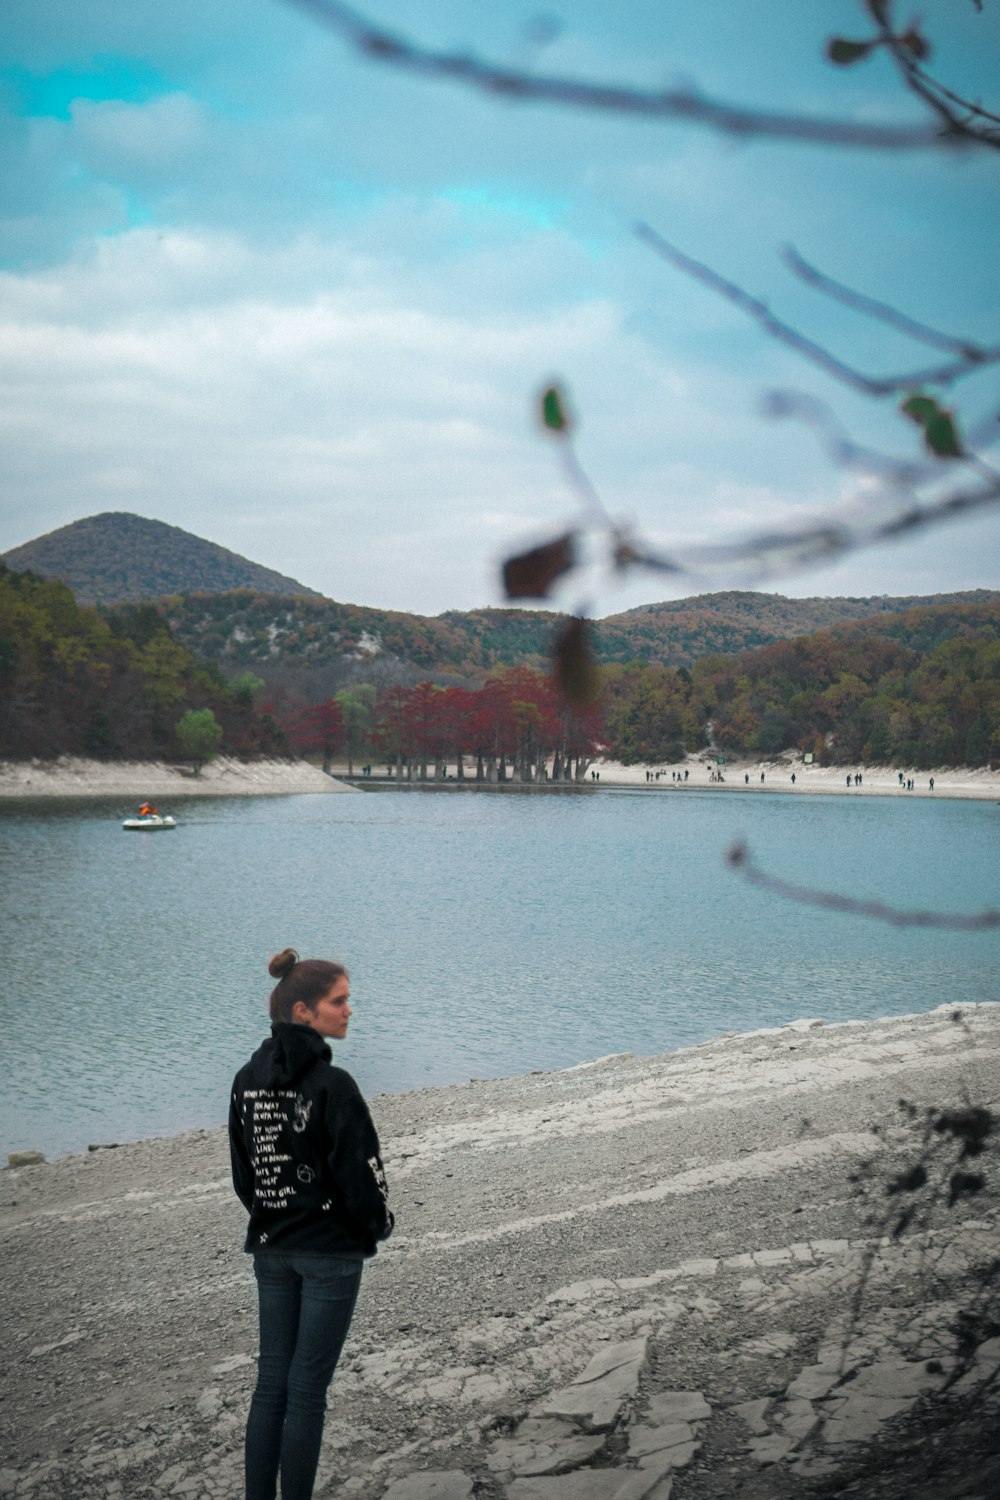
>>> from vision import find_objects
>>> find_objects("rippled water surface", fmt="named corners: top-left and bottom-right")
top-left (2, 786), bottom-right (998, 1158)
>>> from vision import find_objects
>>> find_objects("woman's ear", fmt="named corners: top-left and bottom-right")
top-left (291, 999), bottom-right (312, 1026)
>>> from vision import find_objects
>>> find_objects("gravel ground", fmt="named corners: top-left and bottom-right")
top-left (2, 1004), bottom-right (998, 1499)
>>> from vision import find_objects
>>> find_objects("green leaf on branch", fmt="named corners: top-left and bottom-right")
top-left (554, 617), bottom-right (600, 707)
top-left (924, 411), bottom-right (963, 457)
top-left (901, 394), bottom-right (939, 425)
top-left (502, 532), bottom-right (576, 599)
top-left (541, 384), bottom-right (571, 433)
top-left (827, 37), bottom-right (876, 65)
top-left (900, 393), bottom-right (964, 458)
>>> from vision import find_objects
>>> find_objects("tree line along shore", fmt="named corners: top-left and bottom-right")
top-left (3, 562), bottom-right (998, 778)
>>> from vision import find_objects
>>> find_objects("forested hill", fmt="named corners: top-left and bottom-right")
top-left (3, 552), bottom-right (997, 771)
top-left (160, 586), bottom-right (1000, 681)
top-left (0, 564), bottom-right (285, 762)
top-left (594, 590), bottom-right (1000, 663)
top-left (1, 513), bottom-right (321, 605)
top-left (7, 513), bottom-right (995, 675)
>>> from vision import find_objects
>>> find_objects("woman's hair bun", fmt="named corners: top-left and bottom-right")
top-left (268, 948), bottom-right (299, 980)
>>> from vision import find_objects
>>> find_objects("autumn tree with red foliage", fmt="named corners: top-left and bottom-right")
top-left (287, 698), bottom-right (343, 774)
top-left (365, 670), bottom-right (602, 783)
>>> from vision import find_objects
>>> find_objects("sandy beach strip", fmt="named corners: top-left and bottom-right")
top-left (591, 756), bottom-right (1000, 801)
top-left (0, 754), bottom-right (357, 799)
top-left (1, 752), bottom-right (997, 801)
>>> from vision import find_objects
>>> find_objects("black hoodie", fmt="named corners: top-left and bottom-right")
top-left (229, 1022), bottom-right (393, 1258)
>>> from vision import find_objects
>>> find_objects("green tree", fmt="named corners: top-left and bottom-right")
top-left (175, 707), bottom-right (224, 774)
top-left (230, 672), bottom-right (266, 708)
top-left (335, 684), bottom-right (375, 775)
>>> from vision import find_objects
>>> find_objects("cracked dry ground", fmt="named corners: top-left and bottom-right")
top-left (1, 1005), bottom-right (998, 1499)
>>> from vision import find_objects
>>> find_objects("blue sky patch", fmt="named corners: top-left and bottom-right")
top-left (2, 57), bottom-right (171, 119)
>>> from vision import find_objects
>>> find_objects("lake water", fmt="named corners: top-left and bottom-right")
top-left (2, 786), bottom-right (998, 1160)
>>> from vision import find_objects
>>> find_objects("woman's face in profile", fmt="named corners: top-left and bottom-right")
top-left (295, 975), bottom-right (352, 1039)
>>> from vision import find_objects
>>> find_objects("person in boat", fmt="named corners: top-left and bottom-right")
top-left (137, 802), bottom-right (158, 817)
top-left (229, 949), bottom-right (393, 1500)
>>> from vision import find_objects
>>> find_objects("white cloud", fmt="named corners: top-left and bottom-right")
top-left (70, 93), bottom-right (209, 180)
top-left (1, 1), bottom-right (996, 612)
top-left (4, 206), bottom-right (993, 614)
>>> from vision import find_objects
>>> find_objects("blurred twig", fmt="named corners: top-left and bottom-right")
top-left (726, 839), bottom-right (1000, 929)
top-left (282, 0), bottom-right (974, 151)
top-left (781, 246), bottom-right (987, 360)
top-left (870, 0), bottom-right (1000, 148)
top-left (636, 223), bottom-right (1000, 396)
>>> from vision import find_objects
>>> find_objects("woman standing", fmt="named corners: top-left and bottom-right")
top-left (230, 949), bottom-right (393, 1500)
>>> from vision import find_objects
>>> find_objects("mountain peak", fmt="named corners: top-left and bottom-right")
top-left (1, 512), bottom-right (323, 605)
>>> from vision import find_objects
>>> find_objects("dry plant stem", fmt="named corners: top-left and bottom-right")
top-left (635, 222), bottom-right (1000, 395)
top-left (872, 1), bottom-right (1000, 149)
top-left (781, 246), bottom-right (986, 359)
top-left (908, 61), bottom-right (1000, 139)
top-left (557, 438), bottom-right (617, 532)
top-left (825, 1010), bottom-right (998, 1441)
top-left (545, 384), bottom-right (1000, 588)
top-left (552, 451), bottom-right (1000, 589)
top-left (726, 841), bottom-right (1000, 930)
top-left (282, 0), bottom-right (960, 151)
top-left (764, 392), bottom-right (933, 481)
top-left (872, 478), bottom-right (1000, 541)
top-left (659, 475), bottom-right (1000, 579)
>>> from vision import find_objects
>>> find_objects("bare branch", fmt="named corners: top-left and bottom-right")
top-left (726, 841), bottom-right (1000, 930)
top-left (782, 247), bottom-right (986, 360)
top-left (670, 474), bottom-right (1000, 579)
top-left (871, 3), bottom-right (1000, 149)
top-left (550, 425), bottom-right (1000, 585)
top-left (540, 365), bottom-right (1000, 586)
top-left (636, 223), bottom-right (1000, 396)
top-left (761, 389), bottom-right (935, 484)
top-left (909, 61), bottom-right (1000, 137)
top-left (282, 0), bottom-right (962, 151)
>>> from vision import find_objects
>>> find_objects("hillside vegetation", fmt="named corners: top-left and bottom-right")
top-left (602, 599), bottom-right (1000, 769)
top-left (197, 597), bottom-right (1000, 778)
top-left (5, 513), bottom-right (995, 678)
top-left (2, 508), bottom-right (998, 775)
top-left (161, 585), bottom-right (1000, 684)
top-left (0, 564), bottom-right (283, 762)
top-left (3, 555), bottom-right (997, 773)
top-left (1, 513), bottom-right (321, 606)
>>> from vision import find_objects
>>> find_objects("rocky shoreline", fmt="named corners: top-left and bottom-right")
top-left (2, 1005), bottom-right (999, 1499)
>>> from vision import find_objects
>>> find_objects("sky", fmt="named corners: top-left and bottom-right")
top-left (1, 0), bottom-right (998, 617)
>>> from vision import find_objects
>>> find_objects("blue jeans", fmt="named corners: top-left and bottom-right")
top-left (246, 1252), bottom-right (363, 1500)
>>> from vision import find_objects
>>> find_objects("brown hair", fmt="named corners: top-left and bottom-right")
top-left (268, 948), bottom-right (348, 1023)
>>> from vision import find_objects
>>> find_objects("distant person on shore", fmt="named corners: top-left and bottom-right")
top-left (230, 949), bottom-right (393, 1500)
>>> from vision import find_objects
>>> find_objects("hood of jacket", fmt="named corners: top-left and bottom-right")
top-left (247, 1021), bottom-right (331, 1089)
